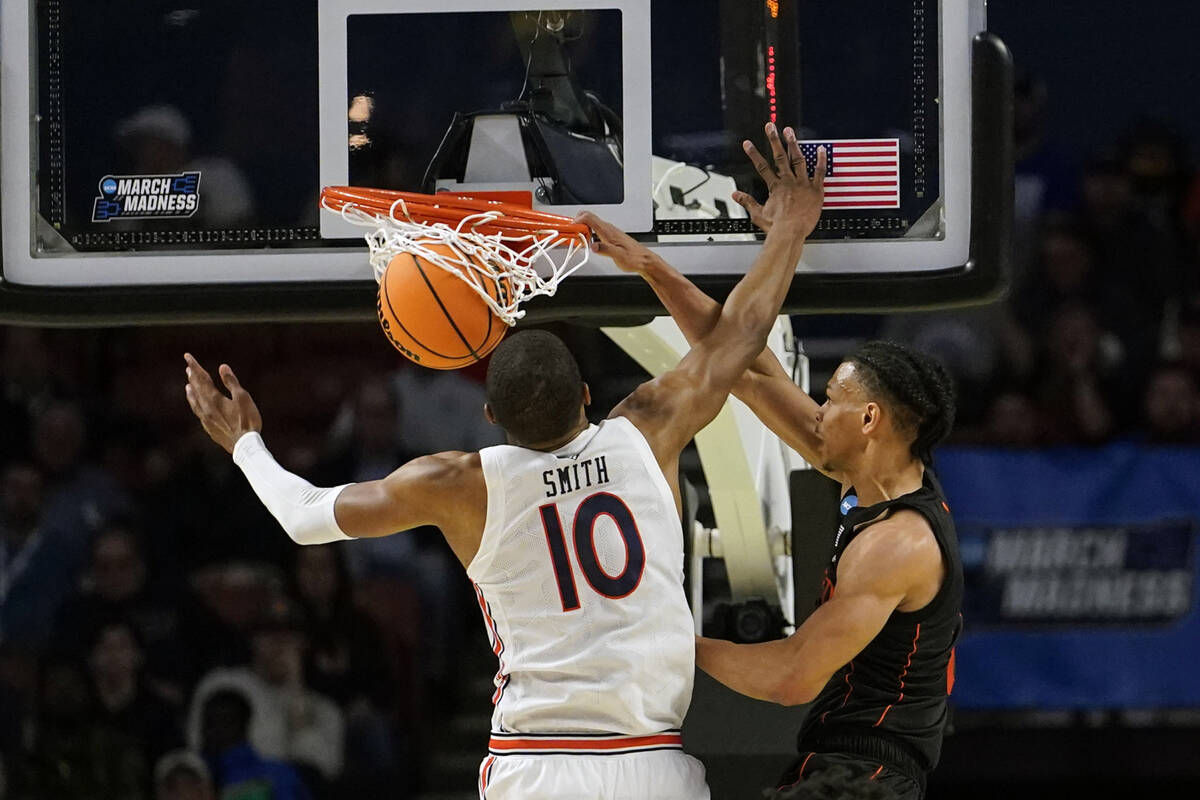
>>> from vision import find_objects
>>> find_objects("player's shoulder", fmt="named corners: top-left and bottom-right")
top-left (403, 450), bottom-right (482, 486)
top-left (609, 372), bottom-right (692, 432)
top-left (844, 508), bottom-right (940, 575)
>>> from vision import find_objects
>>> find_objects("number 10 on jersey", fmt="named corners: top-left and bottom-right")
top-left (539, 491), bottom-right (647, 612)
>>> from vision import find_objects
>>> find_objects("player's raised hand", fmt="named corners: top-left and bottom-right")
top-left (183, 353), bottom-right (263, 454)
top-left (732, 122), bottom-right (825, 237)
top-left (576, 211), bottom-right (658, 275)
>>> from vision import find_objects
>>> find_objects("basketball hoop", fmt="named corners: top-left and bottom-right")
top-left (321, 187), bottom-right (591, 326)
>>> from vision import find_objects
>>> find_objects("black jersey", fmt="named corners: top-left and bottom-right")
top-left (796, 469), bottom-right (963, 778)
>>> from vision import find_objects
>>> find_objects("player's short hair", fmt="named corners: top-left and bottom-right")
top-left (847, 340), bottom-right (956, 464)
top-left (486, 330), bottom-right (584, 446)
top-left (766, 764), bottom-right (902, 800)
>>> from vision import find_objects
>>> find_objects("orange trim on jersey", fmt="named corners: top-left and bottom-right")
top-left (777, 751), bottom-right (816, 790)
top-left (874, 623), bottom-right (921, 728)
top-left (947, 646), bottom-right (957, 695)
top-left (472, 583), bottom-right (504, 658)
top-left (869, 764), bottom-right (884, 780)
top-left (820, 661), bottom-right (855, 724)
top-left (488, 732), bottom-right (682, 754)
top-left (472, 583), bottom-right (510, 707)
top-left (478, 754), bottom-right (496, 796)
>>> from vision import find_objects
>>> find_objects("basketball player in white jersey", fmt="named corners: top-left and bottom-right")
top-left (183, 123), bottom-right (825, 800)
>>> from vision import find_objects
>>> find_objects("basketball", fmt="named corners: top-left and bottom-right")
top-left (376, 242), bottom-right (510, 369)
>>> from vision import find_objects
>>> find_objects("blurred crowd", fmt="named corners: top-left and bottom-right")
top-left (877, 78), bottom-right (1200, 447)
top-left (0, 324), bottom-right (513, 799)
top-left (2, 82), bottom-right (1200, 799)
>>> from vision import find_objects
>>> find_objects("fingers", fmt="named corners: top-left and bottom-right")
top-left (765, 122), bottom-right (790, 177)
top-left (786, 129), bottom-right (805, 175)
top-left (576, 211), bottom-right (639, 259)
top-left (184, 353), bottom-right (213, 403)
top-left (575, 211), bottom-right (602, 232)
top-left (184, 383), bottom-right (201, 417)
top-left (732, 190), bottom-right (764, 217)
top-left (811, 145), bottom-right (828, 193)
top-left (183, 352), bottom-right (212, 384)
top-left (219, 364), bottom-right (244, 395)
top-left (578, 211), bottom-right (620, 242)
top-left (743, 139), bottom-right (777, 189)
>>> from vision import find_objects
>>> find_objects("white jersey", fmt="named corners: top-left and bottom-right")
top-left (466, 416), bottom-right (695, 736)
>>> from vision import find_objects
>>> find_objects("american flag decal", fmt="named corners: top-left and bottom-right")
top-left (799, 139), bottom-right (901, 210)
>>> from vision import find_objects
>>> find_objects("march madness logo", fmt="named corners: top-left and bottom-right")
top-left (92, 172), bottom-right (201, 222)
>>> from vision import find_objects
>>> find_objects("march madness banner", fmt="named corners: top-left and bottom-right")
top-left (936, 444), bottom-right (1200, 709)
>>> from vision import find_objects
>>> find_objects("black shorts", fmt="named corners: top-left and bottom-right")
top-left (773, 750), bottom-right (924, 800)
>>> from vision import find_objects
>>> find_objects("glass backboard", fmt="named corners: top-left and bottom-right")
top-left (0, 0), bottom-right (1011, 324)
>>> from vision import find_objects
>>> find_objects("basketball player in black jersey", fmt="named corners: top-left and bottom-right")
top-left (584, 198), bottom-right (962, 797)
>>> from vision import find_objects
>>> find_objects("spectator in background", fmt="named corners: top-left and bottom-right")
top-left (16, 654), bottom-right (146, 799)
top-left (1032, 304), bottom-right (1121, 444)
top-left (54, 519), bottom-right (193, 697)
top-left (145, 432), bottom-right (290, 572)
top-left (980, 390), bottom-right (1043, 448)
top-left (1077, 149), bottom-right (1178, 363)
top-left (187, 597), bottom-right (344, 786)
top-left (154, 750), bottom-right (216, 800)
top-left (0, 461), bottom-right (74, 651)
top-left (390, 364), bottom-right (504, 454)
top-left (326, 366), bottom-right (502, 458)
top-left (1014, 216), bottom-right (1110, 334)
top-left (287, 546), bottom-right (392, 710)
top-left (880, 305), bottom-right (1034, 429)
top-left (1139, 362), bottom-right (1200, 444)
top-left (1169, 295), bottom-right (1200, 375)
top-left (0, 329), bottom-right (64, 463)
top-left (1011, 72), bottom-right (1077, 288)
top-left (198, 689), bottom-right (311, 800)
top-left (21, 402), bottom-right (134, 639)
top-left (1121, 119), bottom-right (1193, 246)
top-left (0, 643), bottom-right (38, 768)
top-left (33, 400), bottom-right (130, 536)
top-left (1182, 170), bottom-right (1200, 299)
top-left (287, 545), bottom-right (404, 794)
top-left (86, 620), bottom-right (183, 770)
top-left (316, 377), bottom-right (463, 693)
top-left (314, 378), bottom-right (411, 486)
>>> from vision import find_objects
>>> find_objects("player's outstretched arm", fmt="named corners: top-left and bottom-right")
top-left (184, 354), bottom-right (483, 560)
top-left (695, 511), bottom-right (944, 705)
top-left (585, 125), bottom-right (830, 470)
top-left (582, 214), bottom-right (830, 475)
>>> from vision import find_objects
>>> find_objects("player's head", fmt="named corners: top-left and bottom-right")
top-left (485, 330), bottom-right (589, 448)
top-left (766, 764), bottom-right (902, 800)
top-left (816, 340), bottom-right (955, 471)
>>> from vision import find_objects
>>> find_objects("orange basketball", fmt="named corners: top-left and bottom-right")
top-left (376, 242), bottom-right (510, 370)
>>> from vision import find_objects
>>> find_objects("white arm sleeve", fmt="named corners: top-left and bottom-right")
top-left (232, 431), bottom-right (353, 545)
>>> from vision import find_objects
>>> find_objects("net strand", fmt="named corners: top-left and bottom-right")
top-left (325, 196), bottom-right (589, 326)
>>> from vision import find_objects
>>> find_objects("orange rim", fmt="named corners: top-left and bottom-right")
top-left (321, 186), bottom-right (592, 241)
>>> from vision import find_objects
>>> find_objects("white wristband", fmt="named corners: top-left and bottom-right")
top-left (232, 432), bottom-right (353, 545)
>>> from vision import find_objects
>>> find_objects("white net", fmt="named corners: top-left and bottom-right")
top-left (329, 196), bottom-right (590, 326)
